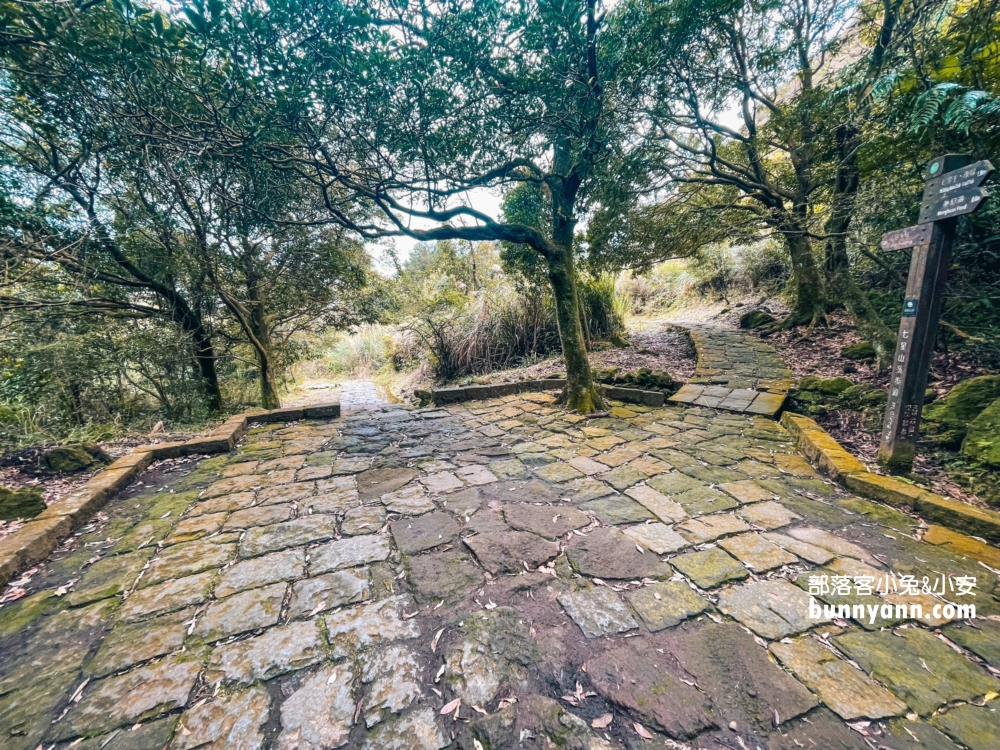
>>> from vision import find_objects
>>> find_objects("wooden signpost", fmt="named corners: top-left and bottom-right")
top-left (878, 155), bottom-right (992, 471)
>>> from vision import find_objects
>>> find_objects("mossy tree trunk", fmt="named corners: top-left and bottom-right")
top-left (779, 220), bottom-right (827, 327)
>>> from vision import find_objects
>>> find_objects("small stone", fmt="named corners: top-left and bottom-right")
top-left (403, 550), bottom-right (483, 605)
top-left (736, 500), bottom-right (799, 530)
top-left (532, 462), bottom-right (584, 484)
top-left (59, 654), bottom-right (202, 739)
top-left (287, 569), bottom-right (370, 618)
top-left (324, 596), bottom-right (420, 660)
top-left (391, 512), bottom-right (460, 554)
top-left (357, 708), bottom-right (447, 750)
top-left (120, 570), bottom-right (216, 621)
top-left (625, 484), bottom-right (688, 523)
top-left (578, 495), bottom-right (654, 525)
top-left (621, 522), bottom-right (690, 554)
top-left (382, 485), bottom-right (436, 515)
top-left (194, 582), bottom-right (286, 642)
top-left (501, 504), bottom-right (590, 539)
top-left (223, 504), bottom-right (292, 531)
top-left (206, 619), bottom-right (326, 685)
top-left (172, 685), bottom-right (271, 749)
top-left (361, 645), bottom-right (424, 727)
top-left (277, 663), bottom-right (354, 750)
top-left (677, 514), bottom-right (751, 544)
top-left (770, 637), bottom-right (907, 720)
top-left (342, 505), bottom-right (387, 535)
top-left (420, 471), bottom-right (465, 493)
top-left (455, 465), bottom-right (498, 485)
top-left (671, 548), bottom-right (748, 589)
top-left (718, 533), bottom-right (798, 571)
top-left (834, 627), bottom-right (1000, 716)
top-left (717, 579), bottom-right (826, 639)
top-left (558, 587), bottom-right (638, 638)
top-left (215, 548), bottom-right (305, 598)
top-left (464, 530), bottom-right (558, 574)
top-left (626, 581), bottom-right (710, 631)
top-left (567, 526), bottom-right (671, 579)
top-left (240, 516), bottom-right (338, 557)
top-left (719, 480), bottom-right (775, 504)
top-left (310, 534), bottom-right (393, 574)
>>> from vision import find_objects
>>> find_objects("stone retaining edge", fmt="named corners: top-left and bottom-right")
top-left (780, 412), bottom-right (1000, 553)
top-left (431, 380), bottom-right (666, 407)
top-left (0, 401), bottom-right (341, 589)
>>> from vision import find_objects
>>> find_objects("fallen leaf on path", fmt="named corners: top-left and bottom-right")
top-left (440, 698), bottom-right (461, 716)
top-left (634, 722), bottom-right (653, 739)
top-left (592, 714), bottom-right (613, 729)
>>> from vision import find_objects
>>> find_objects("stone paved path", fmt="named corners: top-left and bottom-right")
top-left (2, 391), bottom-right (999, 749)
top-left (683, 324), bottom-right (795, 391)
top-left (339, 379), bottom-right (388, 411)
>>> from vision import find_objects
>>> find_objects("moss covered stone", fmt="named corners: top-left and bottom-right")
top-left (0, 485), bottom-right (46, 521)
top-left (961, 398), bottom-right (1000, 468)
top-left (923, 375), bottom-right (1000, 448)
top-left (815, 377), bottom-right (853, 394)
top-left (42, 443), bottom-right (111, 472)
top-left (740, 309), bottom-right (776, 329)
top-left (841, 342), bottom-right (876, 360)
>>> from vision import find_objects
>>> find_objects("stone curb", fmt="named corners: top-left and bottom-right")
top-left (0, 401), bottom-right (340, 589)
top-left (781, 412), bottom-right (1000, 548)
top-left (430, 380), bottom-right (666, 407)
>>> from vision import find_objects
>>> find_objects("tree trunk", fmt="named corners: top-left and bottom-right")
top-left (824, 124), bottom-right (896, 369)
top-left (187, 323), bottom-right (223, 412)
top-left (248, 299), bottom-right (280, 410)
top-left (780, 224), bottom-right (826, 327)
top-left (547, 201), bottom-right (603, 413)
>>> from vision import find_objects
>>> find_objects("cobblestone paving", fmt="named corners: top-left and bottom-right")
top-left (2, 394), bottom-right (1000, 749)
top-left (339, 380), bottom-right (388, 410)
top-left (684, 325), bottom-right (795, 390)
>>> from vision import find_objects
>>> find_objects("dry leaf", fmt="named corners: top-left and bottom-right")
top-left (431, 628), bottom-right (445, 652)
top-left (591, 714), bottom-right (613, 729)
top-left (634, 722), bottom-right (654, 740)
top-left (440, 698), bottom-right (461, 716)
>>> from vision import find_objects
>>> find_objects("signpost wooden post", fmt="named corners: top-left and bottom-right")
top-left (878, 155), bottom-right (992, 471)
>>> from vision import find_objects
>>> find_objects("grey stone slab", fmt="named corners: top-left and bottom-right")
top-left (718, 533), bottom-right (799, 571)
top-left (770, 637), bottom-right (907, 720)
top-left (193, 582), bottom-right (285, 642)
top-left (567, 526), bottom-right (672, 580)
top-left (677, 513), bottom-right (751, 544)
top-left (403, 550), bottom-right (483, 605)
top-left (381, 485), bottom-right (436, 515)
top-left (361, 645), bottom-right (424, 728)
top-left (324, 596), bottom-right (420, 660)
top-left (206, 619), bottom-right (326, 685)
top-left (943, 620), bottom-right (1000, 670)
top-left (718, 579), bottom-right (826, 639)
top-left (222, 504), bottom-right (291, 530)
top-left (558, 587), bottom-right (638, 638)
top-left (737, 500), bottom-right (799, 529)
top-left (625, 484), bottom-right (688, 523)
top-left (763, 531), bottom-right (836, 565)
top-left (86, 609), bottom-right (191, 678)
top-left (501, 503), bottom-right (589, 539)
top-left (287, 569), bottom-right (370, 619)
top-left (310, 534), bottom-right (392, 574)
top-left (358, 468), bottom-right (419, 500)
top-left (342, 505), bottom-right (387, 535)
top-left (671, 548), bottom-right (748, 589)
top-left (239, 516), bottom-right (338, 557)
top-left (464, 531), bottom-right (558, 574)
top-left (276, 663), bottom-right (355, 750)
top-left (671, 486), bottom-right (739, 516)
top-left (390, 512), bottom-right (459, 554)
top-left (578, 495), bottom-right (654, 525)
top-left (834, 627), bottom-right (1000, 716)
top-left (119, 570), bottom-right (215, 621)
top-left (930, 703), bottom-right (1000, 750)
top-left (172, 685), bottom-right (271, 750)
top-left (215, 548), bottom-right (305, 598)
top-left (357, 707), bottom-right (447, 750)
top-left (142, 540), bottom-right (236, 587)
top-left (621, 522), bottom-right (690, 554)
top-left (626, 580), bottom-right (710, 631)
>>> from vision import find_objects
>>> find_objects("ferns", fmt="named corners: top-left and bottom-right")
top-left (910, 83), bottom-right (998, 134)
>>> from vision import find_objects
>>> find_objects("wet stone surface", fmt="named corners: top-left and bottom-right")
top-left (3, 367), bottom-right (1000, 749)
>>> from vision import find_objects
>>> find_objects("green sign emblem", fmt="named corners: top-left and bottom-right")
top-left (929, 162), bottom-right (940, 175)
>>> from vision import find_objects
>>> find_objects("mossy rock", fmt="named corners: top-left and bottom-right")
top-left (740, 310), bottom-right (776, 329)
top-left (42, 443), bottom-right (111, 473)
top-left (798, 376), bottom-right (823, 391)
top-left (838, 383), bottom-right (876, 410)
top-left (841, 342), bottom-right (877, 360)
top-left (0, 485), bottom-right (46, 521)
top-left (816, 377), bottom-right (854, 395)
top-left (962, 398), bottom-right (1000, 468)
top-left (923, 375), bottom-right (1000, 448)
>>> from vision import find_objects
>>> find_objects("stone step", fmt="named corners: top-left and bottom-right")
top-left (668, 384), bottom-right (787, 417)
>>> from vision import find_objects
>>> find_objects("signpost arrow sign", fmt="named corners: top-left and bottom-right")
top-left (918, 187), bottom-right (988, 224)
top-left (922, 159), bottom-right (994, 200)
top-left (881, 224), bottom-right (933, 251)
